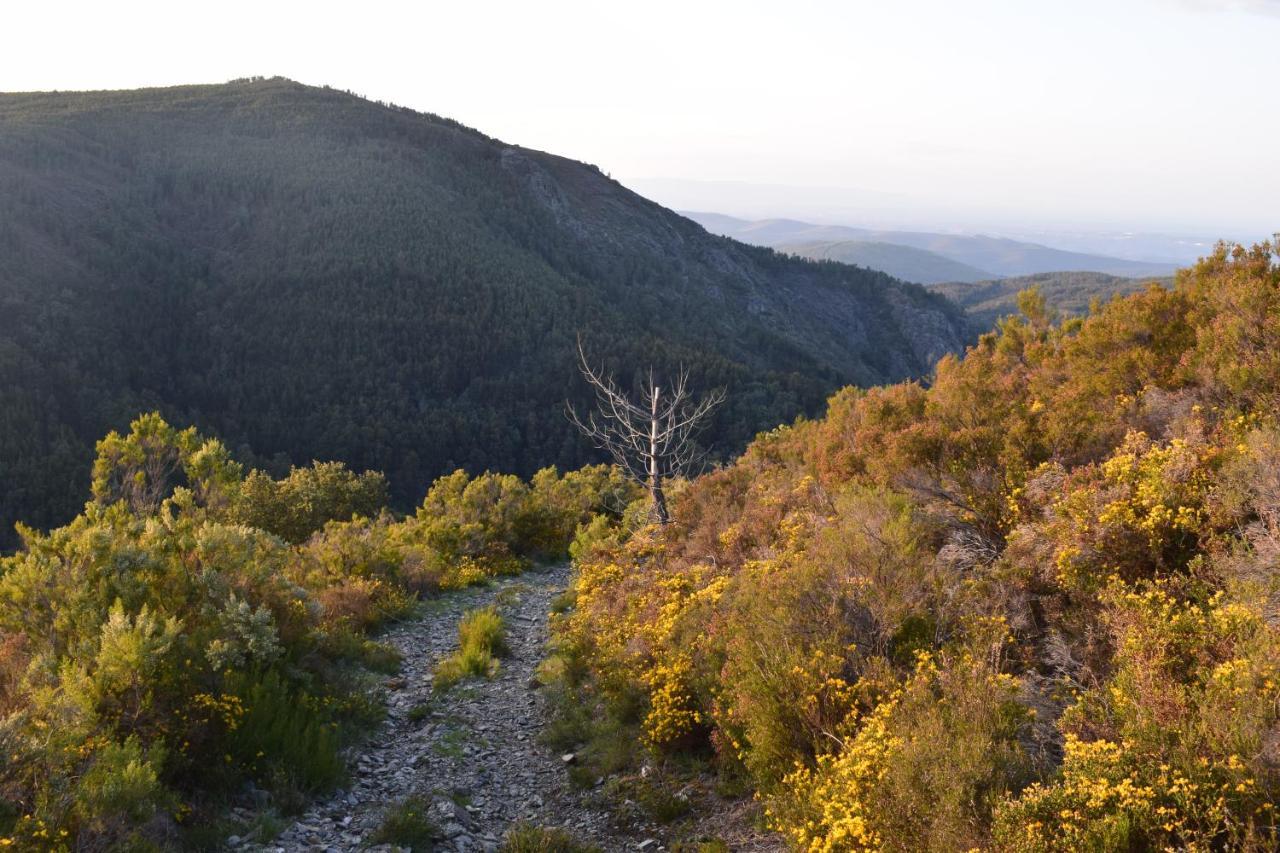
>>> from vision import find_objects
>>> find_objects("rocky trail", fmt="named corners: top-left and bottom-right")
top-left (238, 564), bottom-right (677, 852)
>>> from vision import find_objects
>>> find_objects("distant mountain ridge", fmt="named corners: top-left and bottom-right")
top-left (0, 78), bottom-right (969, 543)
top-left (777, 239), bottom-right (994, 284)
top-left (686, 211), bottom-right (1178, 280)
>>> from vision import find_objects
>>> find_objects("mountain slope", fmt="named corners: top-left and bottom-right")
top-left (779, 239), bottom-right (993, 284)
top-left (0, 78), bottom-right (969, 542)
top-left (688, 212), bottom-right (1177, 278)
top-left (929, 271), bottom-right (1172, 330)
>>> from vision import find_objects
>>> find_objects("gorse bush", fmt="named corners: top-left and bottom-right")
top-left (556, 239), bottom-right (1280, 851)
top-left (0, 413), bottom-right (635, 848)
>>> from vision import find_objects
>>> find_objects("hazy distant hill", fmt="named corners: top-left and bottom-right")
top-left (688, 212), bottom-right (1177, 279)
top-left (929, 271), bottom-right (1172, 330)
top-left (779, 239), bottom-right (993, 284)
top-left (0, 78), bottom-right (969, 542)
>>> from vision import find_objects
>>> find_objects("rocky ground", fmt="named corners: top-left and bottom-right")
top-left (237, 563), bottom-right (781, 853)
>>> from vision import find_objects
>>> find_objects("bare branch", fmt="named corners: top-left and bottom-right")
top-left (566, 338), bottom-right (725, 524)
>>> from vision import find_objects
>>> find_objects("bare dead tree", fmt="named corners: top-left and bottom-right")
top-left (567, 340), bottom-right (725, 524)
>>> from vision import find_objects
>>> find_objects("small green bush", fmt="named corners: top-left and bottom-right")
top-left (0, 412), bottom-right (637, 848)
top-left (499, 821), bottom-right (602, 852)
top-left (370, 795), bottom-right (437, 851)
top-left (225, 671), bottom-right (347, 799)
top-left (435, 606), bottom-right (506, 691)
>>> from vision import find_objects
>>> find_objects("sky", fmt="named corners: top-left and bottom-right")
top-left (5, 0), bottom-right (1278, 244)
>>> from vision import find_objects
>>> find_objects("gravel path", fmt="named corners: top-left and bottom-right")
top-left (241, 564), bottom-right (665, 852)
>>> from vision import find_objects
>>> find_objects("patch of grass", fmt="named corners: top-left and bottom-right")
top-left (603, 773), bottom-right (693, 824)
top-left (247, 810), bottom-right (288, 843)
top-left (316, 626), bottom-right (403, 674)
top-left (549, 589), bottom-right (576, 614)
top-left (494, 583), bottom-right (529, 606)
top-left (434, 606), bottom-right (506, 692)
top-left (499, 821), bottom-right (602, 852)
top-left (458, 605), bottom-right (507, 654)
top-left (541, 686), bottom-right (640, 791)
top-left (532, 654), bottom-right (569, 689)
top-left (407, 701), bottom-right (433, 723)
top-left (179, 815), bottom-right (239, 852)
top-left (632, 776), bottom-right (693, 823)
top-left (432, 726), bottom-right (468, 760)
top-left (370, 795), bottom-right (437, 851)
top-left (671, 841), bottom-right (729, 853)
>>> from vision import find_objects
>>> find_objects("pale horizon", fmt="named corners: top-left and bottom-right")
top-left (6, 0), bottom-right (1278, 244)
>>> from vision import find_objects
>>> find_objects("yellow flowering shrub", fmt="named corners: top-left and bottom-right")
top-left (769, 643), bottom-right (1033, 853)
top-left (1045, 430), bottom-right (1218, 590)
top-left (552, 243), bottom-right (1280, 850)
top-left (994, 583), bottom-right (1280, 851)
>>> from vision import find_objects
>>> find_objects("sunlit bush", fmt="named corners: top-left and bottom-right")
top-left (0, 413), bottom-right (634, 847)
top-left (555, 239), bottom-right (1280, 850)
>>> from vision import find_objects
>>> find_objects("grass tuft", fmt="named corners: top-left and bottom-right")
top-left (499, 821), bottom-right (602, 852)
top-left (370, 795), bottom-right (437, 851)
top-left (434, 606), bottom-right (506, 691)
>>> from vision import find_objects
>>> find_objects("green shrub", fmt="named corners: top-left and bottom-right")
top-left (71, 737), bottom-right (174, 847)
top-left (435, 606), bottom-right (506, 691)
top-left (225, 671), bottom-right (346, 798)
top-left (552, 240), bottom-right (1280, 852)
top-left (500, 821), bottom-right (601, 853)
top-left (0, 412), bottom-right (636, 848)
top-left (370, 795), bottom-right (437, 851)
top-left (229, 462), bottom-right (388, 545)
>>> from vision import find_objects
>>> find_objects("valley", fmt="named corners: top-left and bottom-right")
top-left (0, 78), bottom-right (966, 549)
top-left (1, 35), bottom-right (1278, 852)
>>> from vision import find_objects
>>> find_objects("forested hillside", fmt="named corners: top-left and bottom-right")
top-left (929, 271), bottom-right (1170, 330)
top-left (778, 239), bottom-right (993, 284)
top-left (553, 240), bottom-right (1280, 850)
top-left (0, 78), bottom-right (968, 547)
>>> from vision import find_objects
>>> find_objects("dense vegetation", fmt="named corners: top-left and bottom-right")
top-left (551, 240), bottom-right (1280, 850)
top-left (0, 412), bottom-right (638, 848)
top-left (930, 271), bottom-right (1170, 330)
top-left (0, 77), bottom-right (967, 549)
top-left (778, 240), bottom-right (994, 285)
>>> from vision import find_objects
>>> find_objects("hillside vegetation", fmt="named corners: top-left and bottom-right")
top-left (0, 78), bottom-right (967, 548)
top-left (930, 271), bottom-right (1171, 330)
top-left (0, 411), bottom-right (638, 848)
top-left (779, 239), bottom-right (993, 284)
top-left (552, 240), bottom-right (1280, 850)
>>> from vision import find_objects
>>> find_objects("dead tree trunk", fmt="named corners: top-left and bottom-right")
top-left (568, 340), bottom-right (723, 524)
top-left (648, 383), bottom-right (670, 523)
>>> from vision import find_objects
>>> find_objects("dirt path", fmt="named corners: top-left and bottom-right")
top-left (240, 564), bottom-right (663, 852)
top-left (237, 563), bottom-right (783, 852)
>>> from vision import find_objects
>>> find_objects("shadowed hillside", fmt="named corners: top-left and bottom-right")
top-left (779, 239), bottom-right (993, 284)
top-left (0, 78), bottom-right (969, 544)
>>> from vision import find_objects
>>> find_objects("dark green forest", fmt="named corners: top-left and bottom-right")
top-left (0, 78), bottom-right (968, 547)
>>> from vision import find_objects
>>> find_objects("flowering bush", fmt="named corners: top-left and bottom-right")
top-left (0, 414), bottom-right (635, 848)
top-left (554, 240), bottom-right (1280, 850)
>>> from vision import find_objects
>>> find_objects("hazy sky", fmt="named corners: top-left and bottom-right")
top-left (5, 0), bottom-right (1278, 238)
